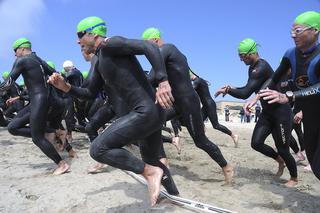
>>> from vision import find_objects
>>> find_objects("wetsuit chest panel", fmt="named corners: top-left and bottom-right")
top-left (20, 56), bottom-right (49, 95)
top-left (307, 54), bottom-right (320, 85)
top-left (160, 44), bottom-right (195, 98)
top-left (97, 51), bottom-right (154, 110)
top-left (249, 59), bottom-right (273, 94)
top-left (285, 48), bottom-right (297, 82)
top-left (288, 47), bottom-right (320, 87)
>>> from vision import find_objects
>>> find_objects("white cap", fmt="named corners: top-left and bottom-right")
top-left (62, 60), bottom-right (74, 69)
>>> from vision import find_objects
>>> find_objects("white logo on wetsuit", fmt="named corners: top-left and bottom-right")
top-left (302, 87), bottom-right (320, 96)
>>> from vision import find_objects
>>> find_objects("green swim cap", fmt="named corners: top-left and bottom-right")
top-left (82, 71), bottom-right (89, 79)
top-left (46, 61), bottom-right (55, 69)
top-left (61, 69), bottom-right (66, 75)
top-left (77, 16), bottom-right (107, 37)
top-left (238, 38), bottom-right (258, 54)
top-left (142, 27), bottom-right (161, 40)
top-left (12, 38), bottom-right (31, 51)
top-left (2, 71), bottom-right (10, 78)
top-left (295, 11), bottom-right (320, 31)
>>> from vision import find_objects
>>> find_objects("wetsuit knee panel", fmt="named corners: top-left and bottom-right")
top-left (194, 137), bottom-right (216, 150)
top-left (89, 138), bottom-right (112, 159)
top-left (7, 123), bottom-right (19, 135)
top-left (250, 136), bottom-right (264, 150)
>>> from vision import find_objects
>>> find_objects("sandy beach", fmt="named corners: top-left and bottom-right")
top-left (0, 120), bottom-right (319, 213)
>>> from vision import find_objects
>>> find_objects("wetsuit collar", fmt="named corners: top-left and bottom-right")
top-left (95, 43), bottom-right (103, 55)
top-left (249, 58), bottom-right (260, 70)
top-left (95, 37), bottom-right (109, 55)
top-left (300, 43), bottom-right (319, 57)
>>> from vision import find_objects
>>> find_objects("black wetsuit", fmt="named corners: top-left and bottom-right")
top-left (0, 52), bottom-right (62, 164)
top-left (67, 37), bottom-right (171, 174)
top-left (292, 106), bottom-right (305, 152)
top-left (85, 100), bottom-right (115, 142)
top-left (7, 104), bottom-right (31, 137)
top-left (226, 58), bottom-right (297, 178)
top-left (193, 77), bottom-right (233, 136)
top-left (151, 43), bottom-right (228, 168)
top-left (7, 88), bottom-right (73, 152)
top-left (3, 82), bottom-right (24, 118)
top-left (161, 125), bottom-right (173, 143)
top-left (263, 44), bottom-right (320, 179)
top-left (0, 91), bottom-right (10, 126)
top-left (65, 67), bottom-right (86, 129)
top-left (83, 55), bottom-right (125, 142)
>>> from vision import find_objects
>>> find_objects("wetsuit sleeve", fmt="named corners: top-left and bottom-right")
top-left (104, 36), bottom-right (168, 83)
top-left (0, 59), bottom-right (24, 91)
top-left (68, 65), bottom-right (103, 99)
top-left (147, 69), bottom-right (158, 87)
top-left (67, 72), bottom-right (82, 87)
top-left (8, 83), bottom-right (21, 97)
top-left (19, 94), bottom-right (30, 101)
top-left (228, 63), bottom-right (270, 99)
top-left (293, 82), bottom-right (320, 99)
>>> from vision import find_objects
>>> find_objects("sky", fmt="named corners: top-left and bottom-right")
top-left (0, 0), bottom-right (319, 101)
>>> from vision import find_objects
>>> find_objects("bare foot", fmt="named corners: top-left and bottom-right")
top-left (231, 134), bottom-right (239, 148)
top-left (285, 178), bottom-right (298, 187)
top-left (87, 163), bottom-right (108, 174)
top-left (171, 136), bottom-right (181, 154)
top-left (276, 156), bottom-right (285, 177)
top-left (222, 164), bottom-right (234, 185)
top-left (68, 149), bottom-right (78, 158)
top-left (141, 164), bottom-right (163, 207)
top-left (53, 160), bottom-right (70, 175)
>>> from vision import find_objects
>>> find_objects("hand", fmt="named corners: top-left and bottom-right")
top-left (6, 96), bottom-right (20, 106)
top-left (155, 80), bottom-right (174, 108)
top-left (258, 88), bottom-right (289, 104)
top-left (47, 73), bottom-right (71, 93)
top-left (244, 95), bottom-right (259, 114)
top-left (214, 85), bottom-right (229, 98)
top-left (293, 110), bottom-right (303, 124)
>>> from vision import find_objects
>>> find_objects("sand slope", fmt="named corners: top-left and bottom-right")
top-left (0, 121), bottom-right (319, 213)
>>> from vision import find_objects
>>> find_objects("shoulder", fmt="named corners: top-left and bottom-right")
top-left (253, 59), bottom-right (273, 74)
top-left (108, 36), bottom-right (126, 41)
top-left (160, 43), bottom-right (180, 58)
top-left (283, 47), bottom-right (296, 58)
top-left (16, 55), bottom-right (32, 64)
top-left (103, 36), bottom-right (128, 48)
top-left (161, 43), bottom-right (177, 51)
top-left (13, 56), bottom-right (34, 68)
